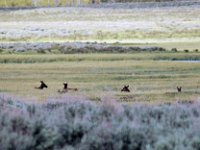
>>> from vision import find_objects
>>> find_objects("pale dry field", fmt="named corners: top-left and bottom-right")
top-left (0, 3), bottom-right (200, 49)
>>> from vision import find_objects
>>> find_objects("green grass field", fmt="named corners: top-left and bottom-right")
top-left (1, 52), bottom-right (200, 103)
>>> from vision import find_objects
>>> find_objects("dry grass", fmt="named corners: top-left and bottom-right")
top-left (0, 0), bottom-right (92, 7)
top-left (0, 4), bottom-right (200, 49)
top-left (0, 3), bottom-right (200, 102)
top-left (1, 53), bottom-right (200, 102)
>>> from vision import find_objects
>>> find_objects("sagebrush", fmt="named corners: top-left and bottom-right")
top-left (0, 94), bottom-right (200, 150)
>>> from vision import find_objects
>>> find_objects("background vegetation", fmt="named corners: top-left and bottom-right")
top-left (0, 0), bottom-right (91, 7)
top-left (1, 2), bottom-right (199, 50)
top-left (0, 0), bottom-right (186, 7)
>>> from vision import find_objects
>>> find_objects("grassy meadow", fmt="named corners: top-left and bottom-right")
top-left (0, 2), bottom-right (200, 103)
top-left (1, 52), bottom-right (200, 103)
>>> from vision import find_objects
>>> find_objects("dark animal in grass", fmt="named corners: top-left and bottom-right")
top-left (63, 82), bottom-right (68, 90)
top-left (58, 82), bottom-right (78, 93)
top-left (58, 82), bottom-right (68, 93)
top-left (35, 81), bottom-right (48, 89)
top-left (177, 86), bottom-right (182, 93)
top-left (121, 85), bottom-right (130, 92)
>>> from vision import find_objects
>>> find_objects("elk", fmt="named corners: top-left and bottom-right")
top-left (35, 81), bottom-right (48, 89)
top-left (58, 82), bottom-right (68, 93)
top-left (121, 85), bottom-right (130, 92)
top-left (63, 82), bottom-right (68, 90)
top-left (177, 86), bottom-right (182, 93)
top-left (58, 82), bottom-right (78, 93)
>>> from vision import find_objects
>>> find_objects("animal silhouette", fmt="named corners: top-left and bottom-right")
top-left (35, 81), bottom-right (48, 89)
top-left (177, 86), bottom-right (182, 92)
top-left (58, 82), bottom-right (68, 93)
top-left (63, 82), bottom-right (68, 89)
top-left (58, 82), bottom-right (78, 93)
top-left (121, 85), bottom-right (130, 92)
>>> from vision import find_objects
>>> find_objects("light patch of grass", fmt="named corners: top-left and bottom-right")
top-left (0, 0), bottom-right (91, 7)
top-left (0, 5), bottom-right (200, 48)
top-left (0, 0), bottom-right (32, 7)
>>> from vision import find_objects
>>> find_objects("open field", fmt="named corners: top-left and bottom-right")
top-left (0, 2), bottom-right (199, 102)
top-left (1, 52), bottom-right (200, 103)
top-left (0, 1), bottom-right (200, 50)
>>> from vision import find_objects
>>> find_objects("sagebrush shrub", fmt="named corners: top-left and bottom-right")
top-left (0, 94), bottom-right (200, 150)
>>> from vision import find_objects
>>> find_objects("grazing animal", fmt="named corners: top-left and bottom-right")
top-left (35, 81), bottom-right (48, 89)
top-left (121, 85), bottom-right (130, 92)
top-left (58, 82), bottom-right (78, 93)
top-left (177, 86), bottom-right (182, 92)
